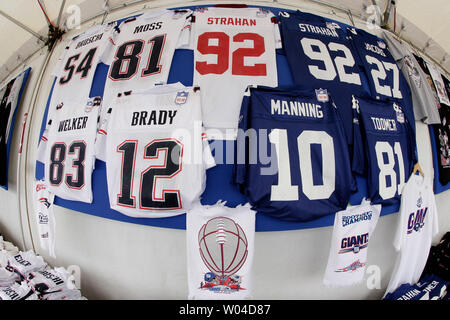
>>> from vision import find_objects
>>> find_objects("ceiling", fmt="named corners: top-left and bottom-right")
top-left (1, 0), bottom-right (449, 83)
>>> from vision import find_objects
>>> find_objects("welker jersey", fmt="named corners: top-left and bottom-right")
top-left (36, 97), bottom-right (102, 203)
top-left (347, 27), bottom-right (415, 129)
top-left (352, 95), bottom-right (415, 206)
top-left (101, 9), bottom-right (192, 121)
top-left (234, 86), bottom-right (354, 222)
top-left (189, 6), bottom-right (282, 137)
top-left (95, 83), bottom-right (215, 218)
top-left (50, 23), bottom-right (116, 111)
top-left (278, 10), bottom-right (368, 145)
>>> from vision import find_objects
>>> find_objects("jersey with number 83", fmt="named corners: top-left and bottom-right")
top-left (352, 96), bottom-right (415, 205)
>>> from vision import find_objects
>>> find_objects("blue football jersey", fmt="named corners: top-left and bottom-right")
top-left (278, 10), bottom-right (369, 145)
top-left (234, 86), bottom-right (354, 222)
top-left (347, 28), bottom-right (415, 127)
top-left (352, 95), bottom-right (415, 205)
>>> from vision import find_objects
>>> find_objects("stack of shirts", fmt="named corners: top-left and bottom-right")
top-left (0, 235), bottom-right (86, 300)
top-left (384, 274), bottom-right (449, 300)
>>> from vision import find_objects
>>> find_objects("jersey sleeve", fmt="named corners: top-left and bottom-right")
top-left (351, 96), bottom-right (367, 175)
top-left (272, 15), bottom-right (282, 50)
top-left (94, 107), bottom-right (111, 162)
top-left (51, 42), bottom-right (71, 78)
top-left (233, 87), bottom-right (252, 186)
top-left (99, 23), bottom-right (119, 66)
top-left (430, 189), bottom-right (439, 238)
top-left (175, 10), bottom-right (193, 49)
top-left (202, 130), bottom-right (216, 170)
top-left (36, 121), bottom-right (51, 163)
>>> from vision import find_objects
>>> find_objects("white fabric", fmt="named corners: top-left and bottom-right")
top-left (323, 199), bottom-right (381, 287)
top-left (33, 180), bottom-right (56, 258)
top-left (189, 7), bottom-right (281, 136)
top-left (186, 201), bottom-right (256, 300)
top-left (27, 266), bottom-right (74, 294)
top-left (37, 97), bottom-right (101, 203)
top-left (7, 251), bottom-right (47, 280)
top-left (100, 8), bottom-right (192, 122)
top-left (385, 173), bottom-right (439, 295)
top-left (4, 71), bottom-right (25, 142)
top-left (0, 281), bottom-right (32, 300)
top-left (95, 82), bottom-right (215, 218)
top-left (426, 61), bottom-right (450, 106)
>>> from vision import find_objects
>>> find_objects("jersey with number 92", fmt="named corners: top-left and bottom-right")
top-left (352, 96), bottom-right (415, 205)
top-left (234, 86), bottom-right (354, 222)
top-left (190, 6), bottom-right (282, 133)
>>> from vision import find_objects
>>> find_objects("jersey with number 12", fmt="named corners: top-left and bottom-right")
top-left (189, 6), bottom-right (282, 135)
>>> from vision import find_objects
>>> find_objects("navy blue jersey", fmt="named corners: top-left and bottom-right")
top-left (352, 95), bottom-right (415, 206)
top-left (278, 10), bottom-right (369, 145)
top-left (234, 86), bottom-right (354, 222)
top-left (347, 28), bottom-right (415, 128)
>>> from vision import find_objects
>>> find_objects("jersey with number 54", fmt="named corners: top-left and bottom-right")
top-left (95, 83), bottom-right (215, 218)
top-left (352, 96), bottom-right (415, 205)
top-left (234, 86), bottom-right (354, 222)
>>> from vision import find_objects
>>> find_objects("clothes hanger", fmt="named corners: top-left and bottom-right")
top-left (412, 162), bottom-right (425, 177)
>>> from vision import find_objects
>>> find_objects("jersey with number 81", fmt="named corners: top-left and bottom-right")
top-left (189, 6), bottom-right (282, 135)
top-left (352, 96), bottom-right (415, 205)
top-left (37, 97), bottom-right (101, 203)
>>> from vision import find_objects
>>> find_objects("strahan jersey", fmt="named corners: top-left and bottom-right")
top-left (186, 201), bottom-right (256, 300)
top-left (189, 6), bottom-right (282, 135)
top-left (385, 174), bottom-right (439, 295)
top-left (234, 86), bottom-right (354, 222)
top-left (352, 96), bottom-right (415, 205)
top-left (50, 23), bottom-right (115, 111)
top-left (278, 10), bottom-right (368, 144)
top-left (347, 28), bottom-right (415, 129)
top-left (95, 83), bottom-right (215, 218)
top-left (36, 97), bottom-right (102, 203)
top-left (101, 9), bottom-right (192, 118)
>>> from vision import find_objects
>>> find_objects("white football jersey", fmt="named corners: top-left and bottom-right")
top-left (101, 9), bottom-right (192, 114)
top-left (186, 201), bottom-right (256, 300)
top-left (50, 23), bottom-right (115, 112)
top-left (189, 6), bottom-right (281, 137)
top-left (323, 199), bottom-right (381, 287)
top-left (385, 173), bottom-right (439, 295)
top-left (7, 251), bottom-right (47, 280)
top-left (37, 97), bottom-right (102, 203)
top-left (95, 82), bottom-right (215, 218)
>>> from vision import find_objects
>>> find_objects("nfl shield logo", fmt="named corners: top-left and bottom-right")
top-left (315, 89), bottom-right (329, 102)
top-left (175, 91), bottom-right (188, 105)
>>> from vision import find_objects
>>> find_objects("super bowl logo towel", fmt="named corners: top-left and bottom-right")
top-left (323, 199), bottom-right (381, 287)
top-left (186, 201), bottom-right (256, 300)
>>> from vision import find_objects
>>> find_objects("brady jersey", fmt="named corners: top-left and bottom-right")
top-left (95, 83), bottom-right (215, 218)
top-left (189, 6), bottom-right (282, 136)
top-left (101, 9), bottom-right (192, 118)
top-left (347, 28), bottom-right (414, 127)
top-left (50, 23), bottom-right (115, 110)
top-left (352, 95), bottom-right (415, 205)
top-left (37, 97), bottom-right (102, 203)
top-left (234, 86), bottom-right (354, 222)
top-left (278, 10), bottom-right (368, 144)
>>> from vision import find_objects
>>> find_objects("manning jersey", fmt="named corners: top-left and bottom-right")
top-left (278, 10), bottom-right (368, 145)
top-left (101, 9), bottom-right (192, 120)
top-left (51, 23), bottom-right (115, 104)
top-left (36, 97), bottom-right (102, 203)
top-left (234, 86), bottom-right (354, 222)
top-left (95, 83), bottom-right (215, 218)
top-left (189, 6), bottom-right (282, 136)
top-left (352, 96), bottom-right (415, 205)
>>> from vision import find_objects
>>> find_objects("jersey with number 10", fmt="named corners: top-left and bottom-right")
top-left (234, 86), bottom-right (354, 222)
top-left (279, 10), bottom-right (368, 144)
top-left (352, 96), bottom-right (415, 205)
top-left (189, 6), bottom-right (281, 134)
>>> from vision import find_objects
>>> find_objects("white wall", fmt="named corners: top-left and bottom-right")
top-left (1, 0), bottom-right (449, 300)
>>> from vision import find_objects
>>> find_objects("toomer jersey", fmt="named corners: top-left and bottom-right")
top-left (278, 10), bottom-right (368, 145)
top-left (36, 97), bottom-right (102, 203)
top-left (189, 6), bottom-right (282, 136)
top-left (352, 95), bottom-right (415, 205)
top-left (101, 9), bottom-right (192, 121)
top-left (234, 86), bottom-right (354, 222)
top-left (95, 83), bottom-right (215, 218)
top-left (347, 28), bottom-right (415, 128)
